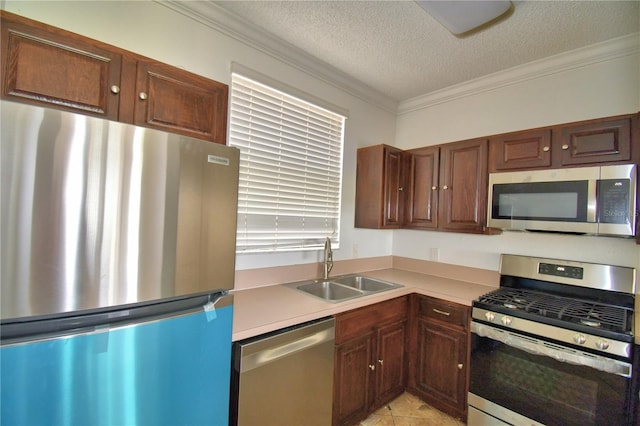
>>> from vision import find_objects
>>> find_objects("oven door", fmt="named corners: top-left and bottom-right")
top-left (469, 321), bottom-right (633, 426)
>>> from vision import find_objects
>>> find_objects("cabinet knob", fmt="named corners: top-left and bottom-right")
top-left (542, 146), bottom-right (550, 152)
top-left (562, 144), bottom-right (569, 150)
top-left (110, 85), bottom-right (120, 94)
top-left (378, 359), bottom-right (384, 365)
top-left (398, 187), bottom-right (403, 191)
top-left (457, 363), bottom-right (464, 370)
top-left (431, 186), bottom-right (437, 190)
top-left (139, 92), bottom-right (148, 100)
top-left (368, 364), bottom-right (376, 371)
top-left (442, 185), bottom-right (449, 190)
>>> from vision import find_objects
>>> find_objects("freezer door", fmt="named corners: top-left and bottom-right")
top-left (1, 101), bottom-right (239, 320)
top-left (0, 301), bottom-right (233, 425)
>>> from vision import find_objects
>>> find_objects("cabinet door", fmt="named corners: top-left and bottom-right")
top-left (333, 333), bottom-right (375, 426)
top-left (1, 11), bottom-right (122, 120)
top-left (383, 147), bottom-right (404, 227)
top-left (134, 61), bottom-right (228, 143)
top-left (405, 147), bottom-right (439, 229)
top-left (558, 118), bottom-right (632, 166)
top-left (414, 319), bottom-right (467, 417)
top-left (355, 145), bottom-right (404, 229)
top-left (374, 320), bottom-right (407, 406)
top-left (439, 138), bottom-right (488, 232)
top-left (489, 129), bottom-right (552, 172)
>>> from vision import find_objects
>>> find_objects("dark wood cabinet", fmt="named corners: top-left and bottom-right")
top-left (557, 117), bottom-right (632, 166)
top-left (363, 140), bottom-right (489, 234)
top-left (489, 129), bottom-right (552, 172)
top-left (1, 11), bottom-right (228, 144)
top-left (133, 60), bottom-right (228, 143)
top-left (355, 144), bottom-right (404, 228)
top-left (333, 332), bottom-right (375, 425)
top-left (439, 138), bottom-right (489, 232)
top-left (408, 295), bottom-right (469, 421)
top-left (333, 297), bottom-right (408, 426)
top-left (405, 146), bottom-right (439, 229)
top-left (489, 116), bottom-right (635, 172)
top-left (1, 11), bottom-right (122, 120)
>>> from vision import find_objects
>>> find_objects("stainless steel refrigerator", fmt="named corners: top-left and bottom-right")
top-left (0, 100), bottom-right (239, 425)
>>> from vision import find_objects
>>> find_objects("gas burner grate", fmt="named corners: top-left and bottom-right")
top-left (476, 288), bottom-right (632, 334)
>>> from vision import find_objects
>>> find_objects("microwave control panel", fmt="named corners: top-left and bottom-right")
top-left (597, 179), bottom-right (630, 224)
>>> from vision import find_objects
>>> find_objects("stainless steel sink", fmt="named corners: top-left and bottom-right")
top-left (330, 275), bottom-right (402, 292)
top-left (295, 281), bottom-right (363, 302)
top-left (289, 275), bottom-right (402, 303)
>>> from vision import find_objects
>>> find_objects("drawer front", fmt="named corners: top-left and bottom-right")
top-left (417, 296), bottom-right (468, 330)
top-left (334, 296), bottom-right (407, 344)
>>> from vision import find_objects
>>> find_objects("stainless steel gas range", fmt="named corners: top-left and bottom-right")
top-left (469, 254), bottom-right (637, 426)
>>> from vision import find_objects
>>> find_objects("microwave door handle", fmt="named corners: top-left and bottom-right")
top-left (587, 179), bottom-right (597, 223)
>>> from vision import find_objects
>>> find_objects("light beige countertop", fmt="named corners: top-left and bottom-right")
top-left (231, 268), bottom-right (497, 341)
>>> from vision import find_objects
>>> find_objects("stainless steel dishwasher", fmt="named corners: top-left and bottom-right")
top-left (230, 317), bottom-right (335, 426)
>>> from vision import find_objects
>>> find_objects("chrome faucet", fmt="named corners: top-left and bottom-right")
top-left (323, 237), bottom-right (333, 279)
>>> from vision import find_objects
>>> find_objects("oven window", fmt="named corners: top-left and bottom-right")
top-left (470, 333), bottom-right (630, 425)
top-left (492, 181), bottom-right (588, 222)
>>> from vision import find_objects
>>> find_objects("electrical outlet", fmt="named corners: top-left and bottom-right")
top-left (353, 243), bottom-right (359, 258)
top-left (429, 248), bottom-right (440, 261)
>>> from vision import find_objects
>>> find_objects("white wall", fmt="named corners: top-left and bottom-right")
top-left (394, 42), bottom-right (640, 272)
top-left (1, 0), bottom-right (397, 270)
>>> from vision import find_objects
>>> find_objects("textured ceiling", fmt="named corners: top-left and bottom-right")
top-left (213, 1), bottom-right (640, 102)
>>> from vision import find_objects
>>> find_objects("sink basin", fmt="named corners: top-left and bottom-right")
top-left (330, 275), bottom-right (402, 292)
top-left (295, 281), bottom-right (363, 302)
top-left (290, 275), bottom-right (402, 303)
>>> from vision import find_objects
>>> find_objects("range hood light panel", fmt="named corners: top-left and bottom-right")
top-left (416, 1), bottom-right (512, 35)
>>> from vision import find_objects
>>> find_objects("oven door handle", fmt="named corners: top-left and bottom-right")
top-left (471, 322), bottom-right (632, 378)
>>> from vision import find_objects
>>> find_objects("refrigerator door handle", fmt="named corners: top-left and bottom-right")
top-left (1, 292), bottom-right (231, 345)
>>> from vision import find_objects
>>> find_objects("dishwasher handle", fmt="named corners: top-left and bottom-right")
top-left (239, 318), bottom-right (335, 373)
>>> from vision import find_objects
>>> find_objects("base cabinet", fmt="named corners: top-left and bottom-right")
top-left (333, 297), bottom-right (408, 426)
top-left (408, 295), bottom-right (470, 421)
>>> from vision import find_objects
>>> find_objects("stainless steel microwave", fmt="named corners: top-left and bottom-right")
top-left (487, 164), bottom-right (637, 236)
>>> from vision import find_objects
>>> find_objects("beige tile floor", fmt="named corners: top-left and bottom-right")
top-left (359, 392), bottom-right (465, 426)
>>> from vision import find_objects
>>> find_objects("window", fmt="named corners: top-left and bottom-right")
top-left (229, 73), bottom-right (345, 253)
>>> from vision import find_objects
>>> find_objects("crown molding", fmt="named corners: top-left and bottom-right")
top-left (398, 32), bottom-right (640, 115)
top-left (157, 1), bottom-right (399, 114)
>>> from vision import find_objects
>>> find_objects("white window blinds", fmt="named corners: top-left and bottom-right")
top-left (229, 73), bottom-right (345, 253)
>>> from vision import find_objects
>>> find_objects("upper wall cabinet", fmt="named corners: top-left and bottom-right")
top-left (404, 139), bottom-right (489, 233)
top-left (488, 129), bottom-right (552, 171)
top-left (357, 140), bottom-right (489, 234)
top-left (0, 11), bottom-right (228, 144)
top-left (0, 11), bottom-right (122, 120)
top-left (405, 146), bottom-right (439, 229)
top-left (438, 139), bottom-right (489, 233)
top-left (355, 144), bottom-right (405, 229)
top-left (133, 60), bottom-right (228, 143)
top-left (489, 115), bottom-right (635, 172)
top-left (557, 117), bottom-right (631, 166)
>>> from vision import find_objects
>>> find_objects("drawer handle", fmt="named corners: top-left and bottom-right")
top-left (432, 308), bottom-right (451, 316)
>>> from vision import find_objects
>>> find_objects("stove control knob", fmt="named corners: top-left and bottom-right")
top-left (596, 339), bottom-right (610, 350)
top-left (500, 316), bottom-right (512, 326)
top-left (573, 334), bottom-right (586, 345)
top-left (485, 312), bottom-right (495, 321)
